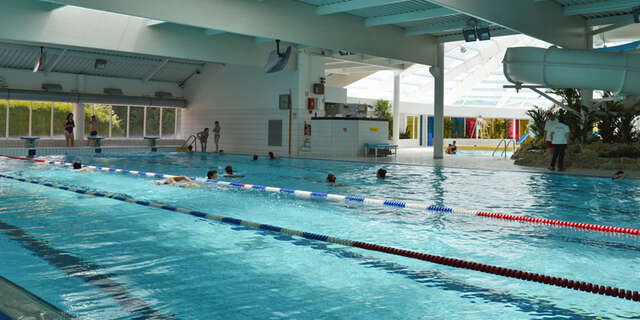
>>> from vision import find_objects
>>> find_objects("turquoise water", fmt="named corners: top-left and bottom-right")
top-left (0, 152), bottom-right (639, 319)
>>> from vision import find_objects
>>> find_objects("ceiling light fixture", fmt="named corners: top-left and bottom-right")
top-left (94, 59), bottom-right (107, 70)
top-left (477, 27), bottom-right (491, 41)
top-left (33, 47), bottom-right (44, 72)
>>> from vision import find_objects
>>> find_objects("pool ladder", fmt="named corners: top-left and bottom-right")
top-left (492, 139), bottom-right (516, 158)
top-left (180, 135), bottom-right (197, 152)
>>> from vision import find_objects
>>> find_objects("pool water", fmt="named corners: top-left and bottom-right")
top-left (0, 152), bottom-right (639, 319)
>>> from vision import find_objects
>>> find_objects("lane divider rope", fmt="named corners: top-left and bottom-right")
top-left (2, 154), bottom-right (640, 236)
top-left (0, 172), bottom-right (638, 302)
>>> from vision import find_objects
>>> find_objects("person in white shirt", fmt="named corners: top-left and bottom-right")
top-left (544, 114), bottom-right (559, 149)
top-left (549, 116), bottom-right (570, 172)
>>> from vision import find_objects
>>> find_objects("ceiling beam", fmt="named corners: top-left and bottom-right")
top-left (47, 0), bottom-right (437, 65)
top-left (316, 0), bottom-right (408, 15)
top-left (143, 58), bottom-right (168, 81)
top-left (204, 29), bottom-right (225, 36)
top-left (365, 7), bottom-right (457, 27)
top-left (0, 2), bottom-right (290, 69)
top-left (146, 19), bottom-right (165, 26)
top-left (436, 27), bottom-right (519, 43)
top-left (406, 20), bottom-right (488, 36)
top-left (564, 0), bottom-right (639, 16)
top-left (44, 48), bottom-right (66, 74)
top-left (586, 14), bottom-right (634, 26)
top-left (423, 0), bottom-right (587, 48)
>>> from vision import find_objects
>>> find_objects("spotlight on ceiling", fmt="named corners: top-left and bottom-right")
top-left (633, 7), bottom-right (640, 23)
top-left (477, 27), bottom-right (491, 41)
top-left (94, 59), bottom-right (107, 70)
top-left (462, 28), bottom-right (477, 42)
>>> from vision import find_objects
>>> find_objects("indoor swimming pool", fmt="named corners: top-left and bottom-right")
top-left (1, 152), bottom-right (639, 319)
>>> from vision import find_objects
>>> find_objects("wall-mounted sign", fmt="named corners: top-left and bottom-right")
top-left (279, 94), bottom-right (291, 110)
top-left (369, 127), bottom-right (379, 132)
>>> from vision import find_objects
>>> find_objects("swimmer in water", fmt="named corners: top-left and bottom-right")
top-left (71, 161), bottom-right (91, 172)
top-left (252, 154), bottom-right (258, 161)
top-left (268, 151), bottom-right (280, 159)
top-left (207, 170), bottom-right (218, 180)
top-left (612, 170), bottom-right (625, 180)
top-left (223, 165), bottom-right (244, 178)
top-left (376, 168), bottom-right (387, 180)
top-left (325, 173), bottom-right (336, 185)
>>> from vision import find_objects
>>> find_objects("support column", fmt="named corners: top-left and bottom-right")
top-left (392, 71), bottom-right (400, 144)
top-left (430, 43), bottom-right (445, 159)
top-left (72, 103), bottom-right (84, 142)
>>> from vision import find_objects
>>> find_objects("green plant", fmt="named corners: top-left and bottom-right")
top-left (399, 127), bottom-right (411, 139)
top-left (598, 144), bottom-right (640, 158)
top-left (550, 89), bottom-right (597, 144)
top-left (374, 99), bottom-right (393, 138)
top-left (525, 106), bottom-right (555, 145)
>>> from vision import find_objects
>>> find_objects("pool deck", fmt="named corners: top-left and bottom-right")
top-left (295, 147), bottom-right (640, 180)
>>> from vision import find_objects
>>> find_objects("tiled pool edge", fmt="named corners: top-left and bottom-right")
top-left (0, 276), bottom-right (72, 320)
top-left (0, 146), bottom-right (179, 157)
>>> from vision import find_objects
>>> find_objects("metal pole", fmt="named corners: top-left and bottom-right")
top-left (288, 88), bottom-right (292, 156)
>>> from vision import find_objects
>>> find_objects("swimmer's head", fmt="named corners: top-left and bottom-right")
top-left (268, 152), bottom-right (275, 159)
top-left (225, 165), bottom-right (233, 174)
top-left (207, 170), bottom-right (218, 180)
top-left (326, 173), bottom-right (336, 184)
top-left (377, 168), bottom-right (387, 179)
top-left (613, 170), bottom-right (625, 180)
top-left (72, 161), bottom-right (82, 170)
top-left (187, 145), bottom-right (193, 151)
top-left (219, 150), bottom-right (224, 155)
top-left (252, 154), bottom-right (258, 160)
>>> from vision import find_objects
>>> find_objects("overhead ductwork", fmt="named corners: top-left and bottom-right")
top-left (503, 47), bottom-right (640, 95)
top-left (0, 88), bottom-right (187, 107)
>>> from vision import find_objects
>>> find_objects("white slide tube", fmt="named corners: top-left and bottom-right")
top-left (503, 47), bottom-right (640, 95)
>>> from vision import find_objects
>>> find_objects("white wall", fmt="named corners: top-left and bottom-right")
top-left (0, 67), bottom-right (183, 98)
top-left (182, 62), bottom-right (297, 155)
top-left (325, 86), bottom-right (347, 103)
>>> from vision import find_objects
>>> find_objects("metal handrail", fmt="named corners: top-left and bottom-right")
top-left (181, 135), bottom-right (197, 151)
top-left (492, 139), bottom-right (516, 158)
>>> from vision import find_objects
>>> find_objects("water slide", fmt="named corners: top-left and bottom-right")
top-left (503, 46), bottom-right (640, 95)
top-left (515, 131), bottom-right (530, 144)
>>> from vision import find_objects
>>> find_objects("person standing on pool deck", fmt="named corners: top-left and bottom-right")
top-left (544, 114), bottom-right (559, 149)
top-left (197, 128), bottom-right (209, 152)
top-left (64, 113), bottom-right (75, 147)
top-left (213, 121), bottom-right (221, 152)
top-left (549, 115), bottom-right (570, 172)
top-left (86, 115), bottom-right (97, 146)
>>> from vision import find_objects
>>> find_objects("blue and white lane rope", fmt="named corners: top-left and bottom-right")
top-left (1, 172), bottom-right (637, 302)
top-left (3, 155), bottom-right (640, 236)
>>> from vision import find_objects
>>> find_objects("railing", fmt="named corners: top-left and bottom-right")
top-left (492, 139), bottom-right (516, 158)
top-left (180, 135), bottom-right (197, 151)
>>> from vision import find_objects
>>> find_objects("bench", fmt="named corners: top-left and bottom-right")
top-left (364, 143), bottom-right (398, 159)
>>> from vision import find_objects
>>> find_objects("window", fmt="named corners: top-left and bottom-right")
top-left (0, 100), bottom-right (7, 137)
top-left (9, 101), bottom-right (29, 137)
top-left (53, 103), bottom-right (73, 137)
top-left (161, 108), bottom-right (176, 137)
top-left (129, 106), bottom-right (144, 137)
top-left (145, 107), bottom-right (160, 136)
top-left (31, 101), bottom-right (52, 137)
top-left (2, 101), bottom-right (179, 139)
top-left (404, 116), bottom-right (418, 139)
top-left (111, 106), bottom-right (127, 138)
top-left (84, 104), bottom-right (93, 137)
top-left (93, 105), bottom-right (111, 137)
